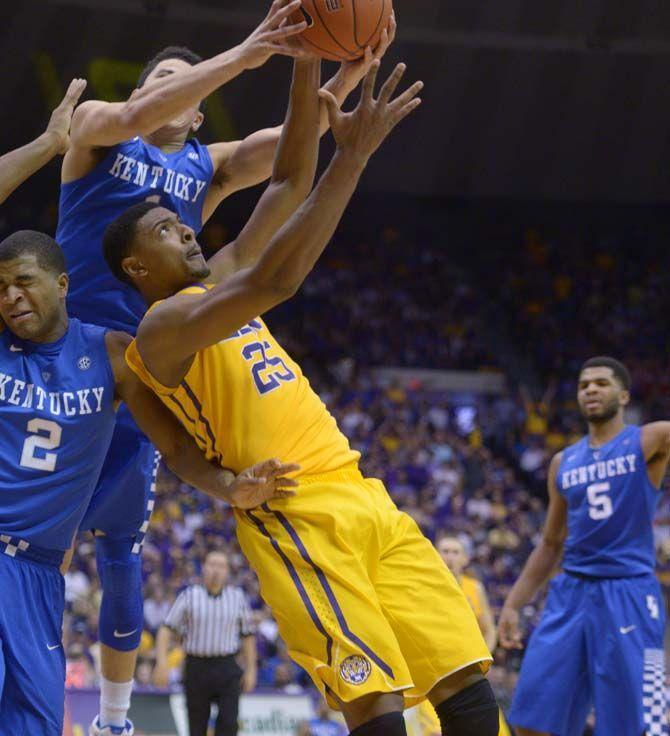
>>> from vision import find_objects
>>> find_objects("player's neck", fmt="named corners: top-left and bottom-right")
top-left (587, 414), bottom-right (626, 447)
top-left (143, 130), bottom-right (189, 154)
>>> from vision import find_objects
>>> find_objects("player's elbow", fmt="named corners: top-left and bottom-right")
top-left (268, 172), bottom-right (313, 206)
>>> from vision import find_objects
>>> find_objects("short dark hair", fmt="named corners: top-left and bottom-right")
top-left (103, 201), bottom-right (162, 287)
top-left (580, 356), bottom-right (632, 391)
top-left (137, 46), bottom-right (205, 111)
top-left (0, 230), bottom-right (66, 275)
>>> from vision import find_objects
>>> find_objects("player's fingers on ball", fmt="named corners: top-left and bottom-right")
top-left (268, 20), bottom-right (308, 41)
top-left (275, 477), bottom-right (299, 488)
top-left (273, 0), bottom-right (303, 25)
top-left (389, 13), bottom-right (397, 40)
top-left (378, 62), bottom-right (407, 103)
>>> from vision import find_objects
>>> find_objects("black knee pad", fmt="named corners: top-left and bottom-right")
top-left (435, 679), bottom-right (499, 736)
top-left (349, 712), bottom-right (407, 736)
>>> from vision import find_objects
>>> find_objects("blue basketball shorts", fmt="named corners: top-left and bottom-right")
top-left (0, 551), bottom-right (65, 735)
top-left (509, 571), bottom-right (667, 736)
top-left (80, 404), bottom-right (159, 544)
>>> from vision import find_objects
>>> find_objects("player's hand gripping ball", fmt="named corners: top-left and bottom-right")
top-left (290, 0), bottom-right (394, 61)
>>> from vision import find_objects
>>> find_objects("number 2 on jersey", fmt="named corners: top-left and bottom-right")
top-left (587, 482), bottom-right (613, 520)
top-left (20, 418), bottom-right (62, 472)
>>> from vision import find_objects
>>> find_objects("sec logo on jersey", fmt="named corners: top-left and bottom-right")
top-left (339, 655), bottom-right (371, 685)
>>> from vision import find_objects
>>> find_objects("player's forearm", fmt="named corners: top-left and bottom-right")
top-left (124, 46), bottom-right (249, 136)
top-left (252, 149), bottom-right (365, 292)
top-left (504, 539), bottom-right (563, 611)
top-left (0, 132), bottom-right (61, 204)
top-left (271, 58), bottom-right (321, 188)
top-left (242, 635), bottom-right (257, 672)
top-left (162, 440), bottom-right (235, 500)
top-left (155, 626), bottom-right (172, 666)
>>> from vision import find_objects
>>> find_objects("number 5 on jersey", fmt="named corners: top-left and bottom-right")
top-left (20, 419), bottom-right (62, 472)
top-left (587, 482), bottom-right (613, 520)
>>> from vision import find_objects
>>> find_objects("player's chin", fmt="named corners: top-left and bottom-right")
top-left (187, 259), bottom-right (210, 280)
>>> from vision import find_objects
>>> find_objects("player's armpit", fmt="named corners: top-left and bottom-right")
top-left (135, 276), bottom-right (292, 387)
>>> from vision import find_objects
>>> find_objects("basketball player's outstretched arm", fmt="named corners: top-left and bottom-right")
top-left (66, 0), bottom-right (307, 150)
top-left (136, 62), bottom-right (423, 379)
top-left (106, 331), bottom-right (299, 509)
top-left (207, 56), bottom-right (322, 282)
top-left (202, 13), bottom-right (397, 225)
top-left (498, 452), bottom-right (568, 649)
top-left (0, 79), bottom-right (86, 204)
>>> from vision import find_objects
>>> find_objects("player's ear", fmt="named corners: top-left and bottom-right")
top-left (57, 272), bottom-right (69, 299)
top-left (191, 111), bottom-right (204, 133)
top-left (620, 389), bottom-right (630, 407)
top-left (122, 256), bottom-right (148, 282)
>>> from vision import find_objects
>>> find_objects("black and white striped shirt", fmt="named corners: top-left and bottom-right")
top-left (164, 585), bottom-right (255, 657)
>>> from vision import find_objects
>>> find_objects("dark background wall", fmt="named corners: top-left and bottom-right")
top-left (2, 0), bottom-right (670, 203)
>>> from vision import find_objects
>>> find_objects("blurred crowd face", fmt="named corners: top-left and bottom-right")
top-left (437, 537), bottom-right (468, 577)
top-left (203, 551), bottom-right (229, 592)
top-left (577, 367), bottom-right (628, 425)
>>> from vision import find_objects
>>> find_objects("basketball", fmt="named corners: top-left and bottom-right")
top-left (291, 0), bottom-right (394, 62)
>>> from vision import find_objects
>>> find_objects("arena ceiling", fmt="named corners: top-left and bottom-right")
top-left (2, 0), bottom-right (670, 202)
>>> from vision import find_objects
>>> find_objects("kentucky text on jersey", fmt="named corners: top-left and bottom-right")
top-left (57, 136), bottom-right (214, 334)
top-left (557, 425), bottom-right (658, 577)
top-left (108, 153), bottom-right (208, 203)
top-left (0, 373), bottom-right (105, 416)
top-left (561, 454), bottom-right (637, 489)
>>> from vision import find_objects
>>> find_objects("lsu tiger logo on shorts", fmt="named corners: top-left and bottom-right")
top-left (340, 655), bottom-right (372, 685)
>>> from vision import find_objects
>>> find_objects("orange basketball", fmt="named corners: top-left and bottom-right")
top-left (291, 0), bottom-right (393, 62)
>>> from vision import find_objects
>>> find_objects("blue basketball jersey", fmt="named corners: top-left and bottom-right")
top-left (557, 425), bottom-right (658, 577)
top-left (57, 136), bottom-right (214, 334)
top-left (0, 320), bottom-right (116, 550)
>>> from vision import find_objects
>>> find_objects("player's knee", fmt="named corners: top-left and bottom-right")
top-left (96, 536), bottom-right (143, 651)
top-left (434, 679), bottom-right (499, 736)
top-left (349, 712), bottom-right (407, 736)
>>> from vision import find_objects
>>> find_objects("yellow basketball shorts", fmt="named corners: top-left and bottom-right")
top-left (235, 465), bottom-right (491, 707)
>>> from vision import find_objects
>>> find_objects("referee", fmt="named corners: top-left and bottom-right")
top-left (154, 550), bottom-right (257, 736)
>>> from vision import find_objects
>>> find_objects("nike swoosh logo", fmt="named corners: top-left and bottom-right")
top-left (620, 625), bottom-right (637, 634)
top-left (114, 629), bottom-right (138, 638)
top-left (47, 643), bottom-right (61, 650)
top-left (9, 345), bottom-right (23, 352)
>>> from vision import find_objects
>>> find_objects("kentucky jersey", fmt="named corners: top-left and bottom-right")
top-left (557, 424), bottom-right (658, 577)
top-left (0, 320), bottom-right (116, 550)
top-left (57, 136), bottom-right (214, 334)
top-left (126, 285), bottom-right (359, 477)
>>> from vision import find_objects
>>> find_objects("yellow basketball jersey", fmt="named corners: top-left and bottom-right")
top-left (460, 574), bottom-right (484, 620)
top-left (125, 285), bottom-right (360, 476)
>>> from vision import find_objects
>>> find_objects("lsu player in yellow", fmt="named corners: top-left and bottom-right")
top-left (106, 56), bottom-right (498, 736)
